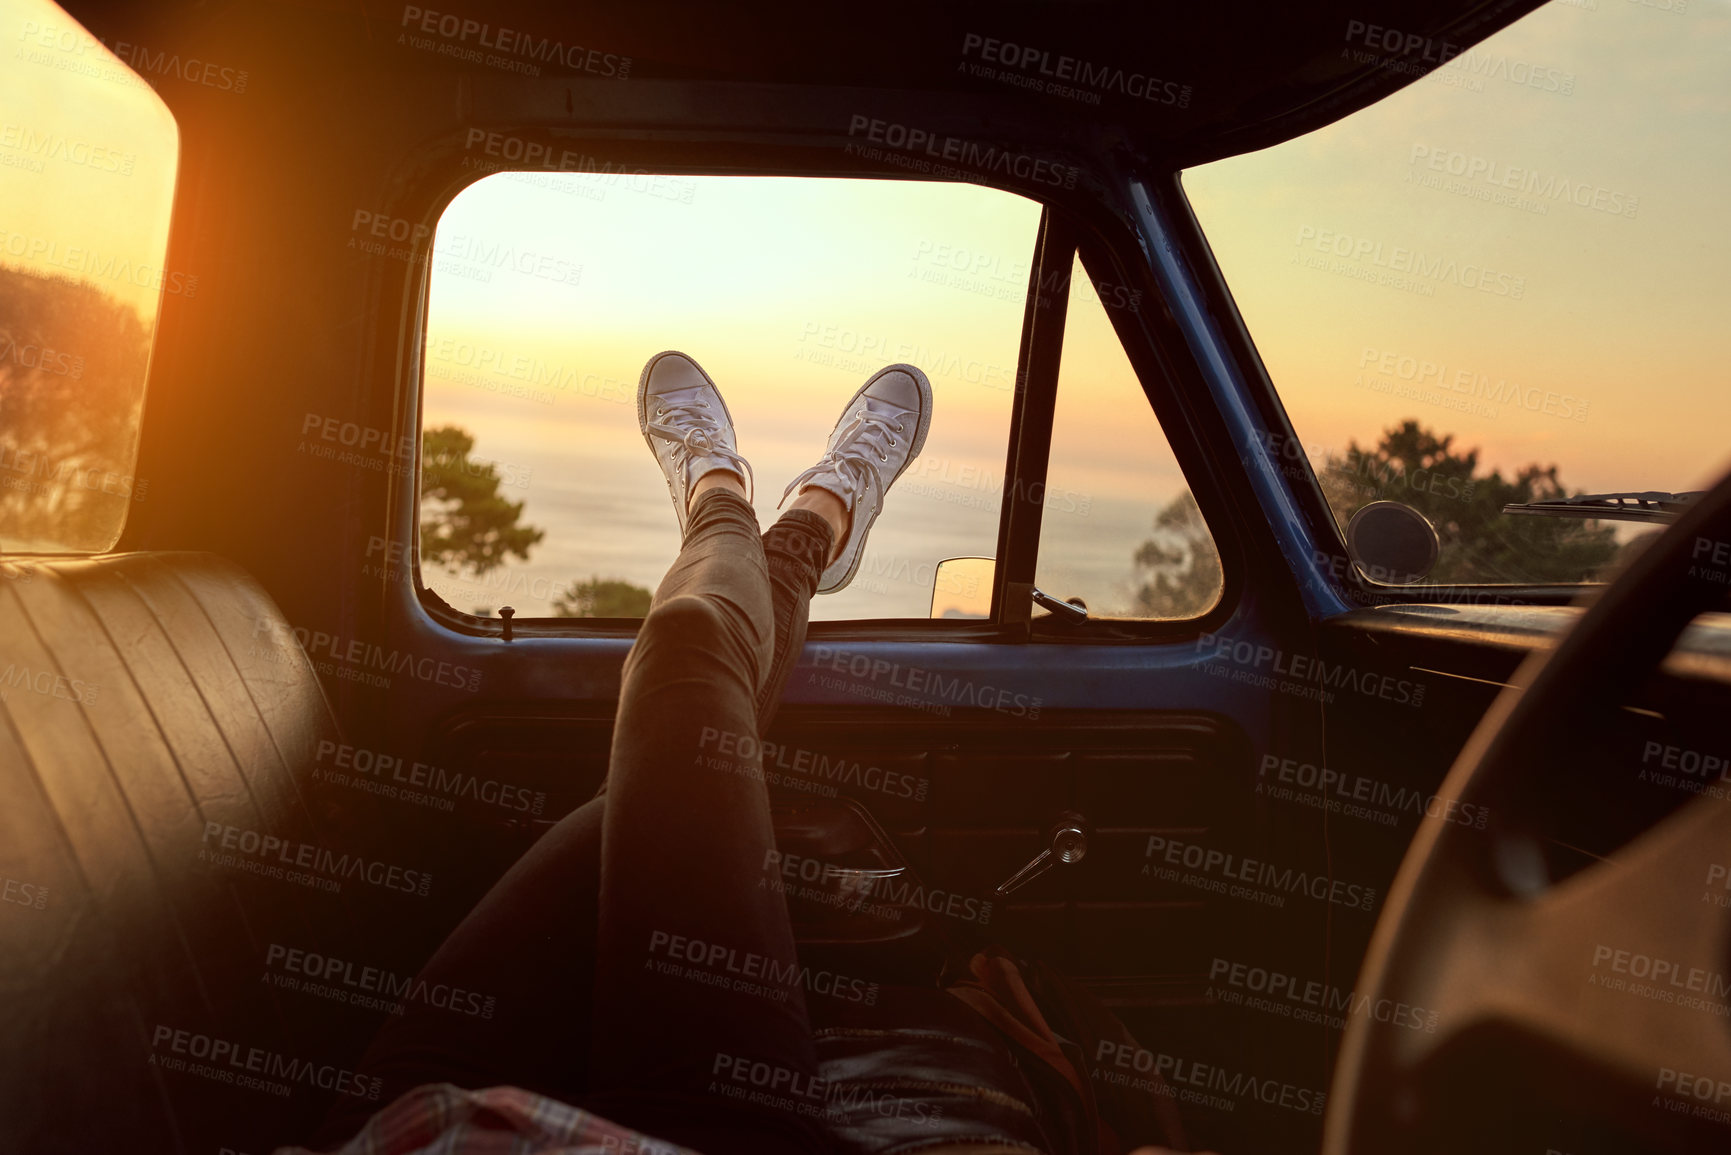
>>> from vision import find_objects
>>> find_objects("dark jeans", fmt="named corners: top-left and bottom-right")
top-left (318, 489), bottom-right (835, 1154)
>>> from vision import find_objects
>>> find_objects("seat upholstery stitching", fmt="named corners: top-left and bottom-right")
top-left (2, 563), bottom-right (192, 1140)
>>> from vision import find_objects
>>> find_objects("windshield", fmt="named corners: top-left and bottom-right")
top-left (1184, 0), bottom-right (1730, 587)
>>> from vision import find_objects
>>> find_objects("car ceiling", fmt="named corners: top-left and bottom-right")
top-left (66, 0), bottom-right (1549, 166)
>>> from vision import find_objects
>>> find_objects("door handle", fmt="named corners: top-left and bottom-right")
top-left (995, 811), bottom-right (1089, 897)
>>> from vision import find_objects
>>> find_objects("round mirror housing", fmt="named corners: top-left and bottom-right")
top-left (1345, 501), bottom-right (1439, 585)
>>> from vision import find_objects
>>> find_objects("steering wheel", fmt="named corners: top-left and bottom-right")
top-left (1325, 465), bottom-right (1731, 1155)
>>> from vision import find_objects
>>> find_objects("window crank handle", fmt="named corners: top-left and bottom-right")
top-left (995, 813), bottom-right (1088, 897)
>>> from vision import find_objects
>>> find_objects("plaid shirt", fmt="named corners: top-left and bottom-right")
top-left (276, 1083), bottom-right (699, 1155)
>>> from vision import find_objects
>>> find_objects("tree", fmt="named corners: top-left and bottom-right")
top-left (419, 425), bottom-right (544, 576)
top-left (1317, 420), bottom-right (1620, 584)
top-left (1129, 491), bottom-right (1222, 618)
top-left (0, 267), bottom-right (153, 551)
top-left (552, 576), bottom-right (652, 618)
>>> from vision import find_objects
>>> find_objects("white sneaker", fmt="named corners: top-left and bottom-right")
top-left (638, 350), bottom-right (753, 534)
top-left (780, 363), bottom-right (932, 594)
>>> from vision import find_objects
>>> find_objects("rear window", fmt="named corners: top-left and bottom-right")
top-left (0, 0), bottom-right (179, 553)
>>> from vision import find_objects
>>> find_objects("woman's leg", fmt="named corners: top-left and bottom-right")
top-left (309, 795), bottom-right (606, 1146)
top-left (313, 498), bottom-right (833, 1151)
top-left (755, 503), bottom-right (834, 734)
top-left (580, 483), bottom-right (836, 1152)
top-left (317, 353), bottom-right (927, 1151)
top-left (583, 356), bottom-right (931, 1151)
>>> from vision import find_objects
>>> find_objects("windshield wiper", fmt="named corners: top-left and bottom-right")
top-left (1501, 491), bottom-right (1703, 524)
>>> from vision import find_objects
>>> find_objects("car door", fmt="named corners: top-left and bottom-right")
top-left (372, 178), bottom-right (1402, 1155)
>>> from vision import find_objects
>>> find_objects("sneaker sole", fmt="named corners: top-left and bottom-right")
top-left (818, 362), bottom-right (933, 594)
top-left (637, 349), bottom-right (741, 536)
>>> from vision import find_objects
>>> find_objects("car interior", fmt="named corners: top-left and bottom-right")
top-left (3, 0), bottom-right (1729, 1153)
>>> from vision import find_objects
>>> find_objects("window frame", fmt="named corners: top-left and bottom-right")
top-left (0, 2), bottom-right (181, 557)
top-left (403, 154), bottom-right (1241, 645)
top-left (1171, 68), bottom-right (1670, 613)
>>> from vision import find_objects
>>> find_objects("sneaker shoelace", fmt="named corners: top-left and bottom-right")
top-left (778, 408), bottom-right (906, 516)
top-left (647, 398), bottom-right (754, 503)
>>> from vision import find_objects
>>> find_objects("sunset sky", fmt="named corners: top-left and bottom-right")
top-left (0, 0), bottom-right (1724, 599)
top-left (1184, 0), bottom-right (1731, 494)
top-left (0, 5), bottom-right (178, 319)
top-left (408, 0), bottom-right (1726, 616)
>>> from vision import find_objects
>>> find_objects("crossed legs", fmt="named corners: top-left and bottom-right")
top-left (318, 349), bottom-right (930, 1152)
top-left (315, 489), bottom-right (834, 1153)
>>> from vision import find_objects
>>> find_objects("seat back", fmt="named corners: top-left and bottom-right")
top-left (0, 552), bottom-right (373, 1154)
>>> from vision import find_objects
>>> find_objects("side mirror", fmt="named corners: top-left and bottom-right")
top-left (930, 557), bottom-right (994, 619)
top-left (929, 558), bottom-right (1090, 622)
top-left (1346, 501), bottom-right (1439, 585)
